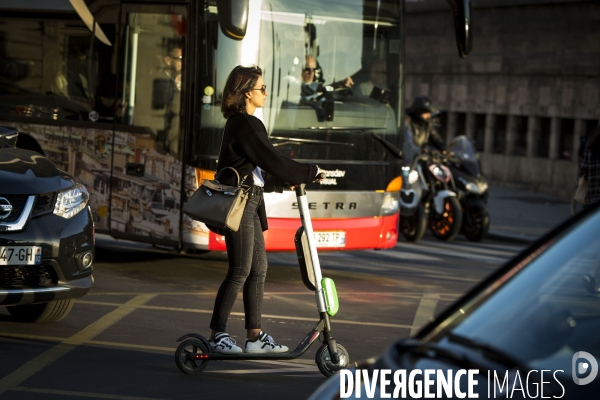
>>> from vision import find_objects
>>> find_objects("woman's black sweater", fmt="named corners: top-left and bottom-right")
top-left (216, 112), bottom-right (318, 231)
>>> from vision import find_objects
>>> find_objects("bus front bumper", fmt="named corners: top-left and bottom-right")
top-left (207, 214), bottom-right (398, 251)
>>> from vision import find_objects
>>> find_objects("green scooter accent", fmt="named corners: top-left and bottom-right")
top-left (322, 277), bottom-right (339, 317)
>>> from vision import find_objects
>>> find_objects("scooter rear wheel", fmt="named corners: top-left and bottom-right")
top-left (175, 339), bottom-right (210, 374)
top-left (315, 343), bottom-right (350, 377)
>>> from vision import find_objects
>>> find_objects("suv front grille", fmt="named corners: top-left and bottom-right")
top-left (0, 194), bottom-right (28, 223)
top-left (33, 192), bottom-right (56, 216)
top-left (0, 265), bottom-right (58, 287)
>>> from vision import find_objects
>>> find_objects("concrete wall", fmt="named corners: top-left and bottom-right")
top-left (404, 0), bottom-right (600, 198)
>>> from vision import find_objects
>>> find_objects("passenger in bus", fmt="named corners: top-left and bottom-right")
top-left (151, 40), bottom-right (184, 156)
top-left (351, 58), bottom-right (389, 98)
top-left (163, 42), bottom-right (183, 92)
top-left (207, 65), bottom-right (325, 355)
top-left (405, 96), bottom-right (446, 151)
top-left (300, 55), bottom-right (353, 101)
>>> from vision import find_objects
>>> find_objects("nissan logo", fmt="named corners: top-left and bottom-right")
top-left (0, 197), bottom-right (13, 219)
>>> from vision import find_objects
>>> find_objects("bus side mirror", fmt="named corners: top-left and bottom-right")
top-left (446, 0), bottom-right (472, 57)
top-left (217, 0), bottom-right (249, 41)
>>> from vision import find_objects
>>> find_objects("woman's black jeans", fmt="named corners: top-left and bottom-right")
top-left (210, 187), bottom-right (267, 333)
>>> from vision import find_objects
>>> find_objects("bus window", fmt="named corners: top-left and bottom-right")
top-left (192, 0), bottom-right (402, 173)
top-left (0, 11), bottom-right (117, 122)
top-left (119, 6), bottom-right (187, 158)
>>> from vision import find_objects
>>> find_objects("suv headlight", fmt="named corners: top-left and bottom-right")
top-left (54, 185), bottom-right (89, 219)
top-left (380, 192), bottom-right (399, 216)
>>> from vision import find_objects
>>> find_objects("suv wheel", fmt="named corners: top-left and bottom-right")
top-left (6, 299), bottom-right (74, 323)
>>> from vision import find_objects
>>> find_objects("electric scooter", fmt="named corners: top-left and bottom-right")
top-left (174, 178), bottom-right (349, 377)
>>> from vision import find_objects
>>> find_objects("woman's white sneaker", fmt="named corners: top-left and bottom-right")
top-left (245, 331), bottom-right (289, 353)
top-left (210, 332), bottom-right (243, 354)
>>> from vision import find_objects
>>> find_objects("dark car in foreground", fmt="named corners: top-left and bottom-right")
top-left (0, 126), bottom-right (93, 322)
top-left (310, 203), bottom-right (600, 399)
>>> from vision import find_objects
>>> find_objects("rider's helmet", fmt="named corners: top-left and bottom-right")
top-left (406, 96), bottom-right (439, 122)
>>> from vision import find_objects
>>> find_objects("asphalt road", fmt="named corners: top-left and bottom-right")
top-left (0, 234), bottom-right (525, 400)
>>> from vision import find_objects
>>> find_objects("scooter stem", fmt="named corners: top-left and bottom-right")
top-left (295, 184), bottom-right (327, 313)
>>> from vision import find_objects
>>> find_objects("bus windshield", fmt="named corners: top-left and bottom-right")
top-left (193, 0), bottom-right (401, 168)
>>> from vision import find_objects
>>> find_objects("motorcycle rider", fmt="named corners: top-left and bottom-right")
top-left (405, 96), bottom-right (446, 151)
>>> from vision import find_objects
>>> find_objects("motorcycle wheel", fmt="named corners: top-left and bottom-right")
top-left (401, 203), bottom-right (427, 242)
top-left (429, 197), bottom-right (462, 241)
top-left (463, 207), bottom-right (490, 242)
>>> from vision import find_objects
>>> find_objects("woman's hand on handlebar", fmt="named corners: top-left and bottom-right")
top-left (289, 167), bottom-right (326, 189)
top-left (316, 168), bottom-right (327, 182)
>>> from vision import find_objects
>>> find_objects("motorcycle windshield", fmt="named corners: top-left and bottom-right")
top-left (402, 127), bottom-right (422, 167)
top-left (448, 136), bottom-right (480, 176)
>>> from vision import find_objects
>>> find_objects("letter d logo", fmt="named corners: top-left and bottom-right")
top-left (572, 351), bottom-right (598, 385)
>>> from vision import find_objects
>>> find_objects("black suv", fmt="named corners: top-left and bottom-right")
top-left (0, 126), bottom-right (93, 322)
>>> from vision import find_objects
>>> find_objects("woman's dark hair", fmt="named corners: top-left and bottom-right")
top-left (221, 65), bottom-right (262, 119)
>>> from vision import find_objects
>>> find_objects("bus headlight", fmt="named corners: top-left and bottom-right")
top-left (380, 192), bottom-right (399, 216)
top-left (54, 185), bottom-right (89, 219)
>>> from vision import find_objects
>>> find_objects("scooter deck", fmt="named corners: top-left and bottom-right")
top-left (181, 320), bottom-right (325, 361)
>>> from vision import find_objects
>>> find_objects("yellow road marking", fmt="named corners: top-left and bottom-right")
top-left (0, 332), bottom-right (319, 368)
top-left (7, 386), bottom-right (163, 400)
top-left (0, 294), bottom-right (155, 395)
top-left (76, 300), bottom-right (412, 329)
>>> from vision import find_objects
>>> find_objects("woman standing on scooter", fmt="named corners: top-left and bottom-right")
top-left (208, 65), bottom-right (323, 354)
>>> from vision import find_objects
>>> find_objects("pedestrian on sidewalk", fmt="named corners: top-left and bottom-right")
top-left (579, 126), bottom-right (600, 207)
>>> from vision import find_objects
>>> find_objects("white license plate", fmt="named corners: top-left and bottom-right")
top-left (0, 246), bottom-right (42, 265)
top-left (313, 231), bottom-right (346, 247)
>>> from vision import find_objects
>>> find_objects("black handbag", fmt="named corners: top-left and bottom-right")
top-left (183, 167), bottom-right (250, 232)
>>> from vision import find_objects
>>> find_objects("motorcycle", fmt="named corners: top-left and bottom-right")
top-left (423, 148), bottom-right (463, 241)
top-left (446, 136), bottom-right (490, 241)
top-left (399, 135), bottom-right (463, 242)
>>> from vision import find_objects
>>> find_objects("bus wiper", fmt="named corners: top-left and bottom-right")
top-left (291, 127), bottom-right (403, 159)
top-left (269, 136), bottom-right (354, 147)
top-left (370, 132), bottom-right (403, 160)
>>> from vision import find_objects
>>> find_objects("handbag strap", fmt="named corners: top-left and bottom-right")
top-left (214, 121), bottom-right (248, 186)
top-left (215, 166), bottom-right (241, 186)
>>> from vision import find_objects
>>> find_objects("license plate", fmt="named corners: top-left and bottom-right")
top-left (313, 231), bottom-right (346, 248)
top-left (0, 246), bottom-right (42, 265)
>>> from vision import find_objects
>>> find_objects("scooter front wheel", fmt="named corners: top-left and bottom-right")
top-left (315, 343), bottom-right (350, 377)
top-left (175, 338), bottom-right (210, 374)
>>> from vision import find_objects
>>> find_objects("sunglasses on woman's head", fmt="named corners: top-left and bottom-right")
top-left (250, 84), bottom-right (267, 94)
